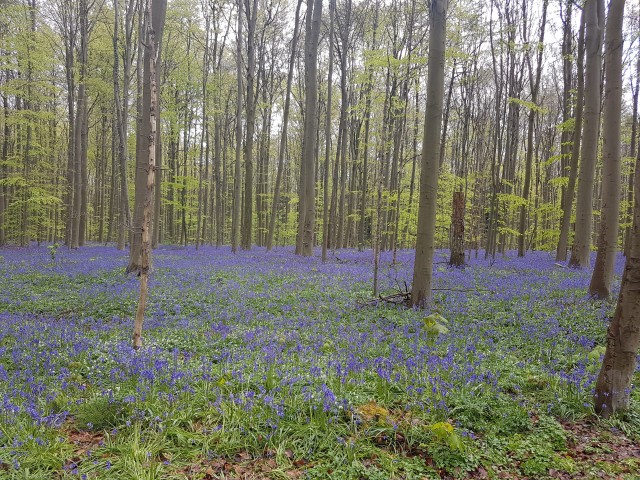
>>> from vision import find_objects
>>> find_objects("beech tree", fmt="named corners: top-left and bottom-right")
top-left (593, 0), bottom-right (638, 416)
top-left (231, 0), bottom-right (243, 254)
top-left (589, 0), bottom-right (625, 299)
top-left (556, 2), bottom-right (584, 262)
top-left (127, 0), bottom-right (166, 274)
top-left (266, 0), bottom-right (303, 252)
top-left (295, 0), bottom-right (322, 257)
top-left (132, 0), bottom-right (167, 349)
top-left (569, 0), bottom-right (604, 269)
top-left (411, 0), bottom-right (447, 307)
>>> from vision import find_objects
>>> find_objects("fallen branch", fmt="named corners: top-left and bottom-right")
top-left (359, 290), bottom-right (411, 308)
top-left (433, 287), bottom-right (491, 293)
top-left (358, 286), bottom-right (491, 307)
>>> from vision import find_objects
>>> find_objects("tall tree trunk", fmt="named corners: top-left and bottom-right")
top-left (196, 19), bottom-right (211, 250)
top-left (267, 0), bottom-right (303, 251)
top-left (321, 0), bottom-right (335, 262)
top-left (518, 0), bottom-right (547, 257)
top-left (448, 191), bottom-right (465, 267)
top-left (569, 0), bottom-right (604, 268)
top-left (152, 20), bottom-right (165, 250)
top-left (296, 0), bottom-right (322, 256)
top-left (411, 0), bottom-right (447, 307)
top-left (556, 2), bottom-right (584, 262)
top-left (133, 0), bottom-right (164, 349)
top-left (232, 0), bottom-right (243, 254)
top-left (594, 0), bottom-right (638, 409)
top-left (1, 94), bottom-right (9, 246)
top-left (241, 0), bottom-right (258, 250)
top-left (71, 0), bottom-right (88, 249)
top-left (127, 0), bottom-right (166, 274)
top-left (61, 1), bottom-right (76, 248)
top-left (624, 16), bottom-right (640, 257)
top-left (114, 0), bottom-right (136, 251)
top-left (588, 0), bottom-right (625, 298)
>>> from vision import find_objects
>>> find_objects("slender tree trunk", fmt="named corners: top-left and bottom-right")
top-left (266, 0), bottom-right (302, 251)
top-left (71, 0), bottom-right (88, 249)
top-left (0, 93), bottom-right (7, 246)
top-left (449, 191), bottom-right (465, 267)
top-left (624, 22), bottom-right (640, 257)
top-left (232, 0), bottom-right (243, 253)
top-left (589, 0), bottom-right (625, 298)
top-left (152, 22), bottom-right (164, 249)
top-left (107, 113), bottom-right (117, 244)
top-left (321, 0), bottom-right (335, 262)
top-left (557, 3), bottom-right (584, 262)
top-left (296, 0), bottom-right (322, 256)
top-left (133, 0), bottom-right (165, 349)
top-left (518, 0), bottom-right (547, 257)
top-left (127, 0), bottom-right (166, 274)
top-left (411, 0), bottom-right (447, 307)
top-left (196, 21), bottom-right (211, 250)
top-left (241, 0), bottom-right (258, 250)
top-left (569, 0), bottom-right (604, 268)
top-left (594, 5), bottom-right (639, 408)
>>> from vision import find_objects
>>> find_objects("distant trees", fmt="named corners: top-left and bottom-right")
top-left (0, 0), bottom-right (637, 287)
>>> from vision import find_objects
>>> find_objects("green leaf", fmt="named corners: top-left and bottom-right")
top-left (508, 97), bottom-right (547, 114)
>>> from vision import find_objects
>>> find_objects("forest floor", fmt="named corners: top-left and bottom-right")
top-left (0, 246), bottom-right (638, 479)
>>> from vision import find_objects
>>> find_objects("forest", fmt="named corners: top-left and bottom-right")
top-left (1, 0), bottom-right (640, 478)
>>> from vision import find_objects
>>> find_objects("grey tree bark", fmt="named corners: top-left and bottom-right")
top-left (241, 0), bottom-right (258, 250)
top-left (569, 0), bottom-right (604, 269)
top-left (556, 3), bottom-right (585, 262)
top-left (126, 0), bottom-right (166, 274)
top-left (518, 0), bottom-right (547, 257)
top-left (321, 0), bottom-right (335, 263)
top-left (411, 0), bottom-right (447, 307)
top-left (231, 0), bottom-right (243, 254)
top-left (133, 0), bottom-right (166, 349)
top-left (593, 0), bottom-right (638, 410)
top-left (266, 0), bottom-right (303, 252)
top-left (296, 0), bottom-right (322, 257)
top-left (588, 0), bottom-right (625, 299)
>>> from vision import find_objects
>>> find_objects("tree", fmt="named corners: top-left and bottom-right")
top-left (448, 191), bottom-right (464, 267)
top-left (266, 0), bottom-right (303, 252)
top-left (569, 0), bottom-right (604, 269)
top-left (556, 1), bottom-right (584, 262)
top-left (295, 0), bottom-right (322, 257)
top-left (127, 0), bottom-right (166, 273)
top-left (593, 0), bottom-right (638, 412)
top-left (321, 0), bottom-right (335, 262)
top-left (132, 0), bottom-right (167, 349)
top-left (232, 0), bottom-right (243, 254)
top-left (589, 0), bottom-right (625, 299)
top-left (410, 0), bottom-right (447, 307)
top-left (518, 0), bottom-right (547, 257)
top-left (113, 0), bottom-right (137, 251)
top-left (241, 0), bottom-right (258, 251)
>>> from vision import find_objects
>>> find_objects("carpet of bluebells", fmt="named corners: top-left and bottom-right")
top-left (0, 246), bottom-right (638, 479)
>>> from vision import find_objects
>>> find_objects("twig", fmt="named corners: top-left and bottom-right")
top-left (433, 288), bottom-right (491, 293)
